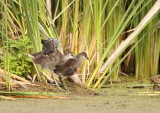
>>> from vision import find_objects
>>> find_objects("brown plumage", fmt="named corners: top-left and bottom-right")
top-left (31, 50), bottom-right (75, 71)
top-left (53, 52), bottom-right (88, 89)
top-left (41, 39), bottom-right (58, 55)
top-left (30, 38), bottom-right (89, 90)
top-left (54, 52), bottom-right (89, 77)
top-left (29, 38), bottom-right (76, 90)
top-left (30, 38), bottom-right (63, 70)
top-left (30, 37), bottom-right (76, 71)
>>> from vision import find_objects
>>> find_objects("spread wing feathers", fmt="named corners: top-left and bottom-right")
top-left (29, 38), bottom-right (63, 70)
top-left (46, 38), bottom-right (59, 49)
top-left (41, 40), bottom-right (56, 55)
top-left (31, 51), bottom-right (63, 70)
top-left (41, 38), bottom-right (59, 55)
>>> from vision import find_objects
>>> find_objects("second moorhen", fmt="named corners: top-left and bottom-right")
top-left (54, 52), bottom-right (89, 89)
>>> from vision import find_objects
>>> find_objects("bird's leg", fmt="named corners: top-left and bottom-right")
top-left (51, 72), bottom-right (63, 91)
top-left (59, 76), bottom-right (67, 90)
top-left (32, 64), bottom-right (44, 83)
top-left (41, 71), bottom-right (53, 83)
top-left (41, 71), bottom-right (63, 91)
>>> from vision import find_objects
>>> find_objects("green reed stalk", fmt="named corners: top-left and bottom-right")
top-left (1, 0), bottom-right (11, 91)
top-left (135, 0), bottom-right (160, 80)
top-left (80, 0), bottom-right (92, 83)
top-left (154, 25), bottom-right (160, 75)
top-left (71, 0), bottom-right (79, 54)
top-left (60, 0), bottom-right (69, 48)
top-left (21, 0), bottom-right (41, 52)
top-left (106, 0), bottom-right (123, 80)
top-left (91, 0), bottom-right (159, 88)
top-left (93, 0), bottom-right (102, 65)
top-left (86, 0), bottom-right (143, 87)
top-left (8, 0), bottom-right (26, 38)
top-left (98, 19), bottom-right (160, 88)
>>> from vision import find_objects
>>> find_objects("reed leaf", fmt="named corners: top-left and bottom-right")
top-left (1, 0), bottom-right (11, 91)
top-left (98, 19), bottom-right (160, 89)
top-left (0, 0), bottom-right (159, 89)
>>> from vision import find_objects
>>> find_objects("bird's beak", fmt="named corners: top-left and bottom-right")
top-left (86, 56), bottom-right (89, 60)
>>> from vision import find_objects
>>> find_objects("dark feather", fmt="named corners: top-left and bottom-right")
top-left (54, 52), bottom-right (88, 77)
top-left (31, 51), bottom-right (43, 57)
top-left (41, 40), bottom-right (56, 55)
top-left (54, 66), bottom-right (76, 76)
top-left (31, 50), bottom-right (63, 70)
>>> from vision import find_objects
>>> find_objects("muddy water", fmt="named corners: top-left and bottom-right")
top-left (0, 88), bottom-right (159, 113)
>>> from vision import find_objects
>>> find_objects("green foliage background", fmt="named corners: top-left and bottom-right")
top-left (0, 0), bottom-right (159, 89)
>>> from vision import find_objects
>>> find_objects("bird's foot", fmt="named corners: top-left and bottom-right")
top-left (59, 83), bottom-right (68, 90)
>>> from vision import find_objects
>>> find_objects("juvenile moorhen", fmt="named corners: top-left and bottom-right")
top-left (54, 52), bottom-right (89, 89)
top-left (30, 38), bottom-right (67, 70)
top-left (30, 38), bottom-right (76, 90)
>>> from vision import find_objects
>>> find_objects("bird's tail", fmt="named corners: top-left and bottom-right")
top-left (28, 54), bottom-right (35, 58)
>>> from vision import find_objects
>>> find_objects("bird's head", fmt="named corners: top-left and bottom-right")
top-left (76, 52), bottom-right (89, 60)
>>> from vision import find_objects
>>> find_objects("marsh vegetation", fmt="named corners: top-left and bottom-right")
top-left (0, 0), bottom-right (160, 96)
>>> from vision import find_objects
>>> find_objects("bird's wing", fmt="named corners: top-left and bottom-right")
top-left (64, 67), bottom-right (76, 76)
top-left (42, 40), bottom-right (56, 54)
top-left (54, 66), bottom-right (76, 76)
top-left (49, 38), bottom-right (59, 49)
top-left (31, 51), bottom-right (43, 57)
top-left (41, 38), bottom-right (60, 55)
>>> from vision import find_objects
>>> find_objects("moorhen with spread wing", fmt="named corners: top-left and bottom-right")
top-left (29, 38), bottom-right (76, 90)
